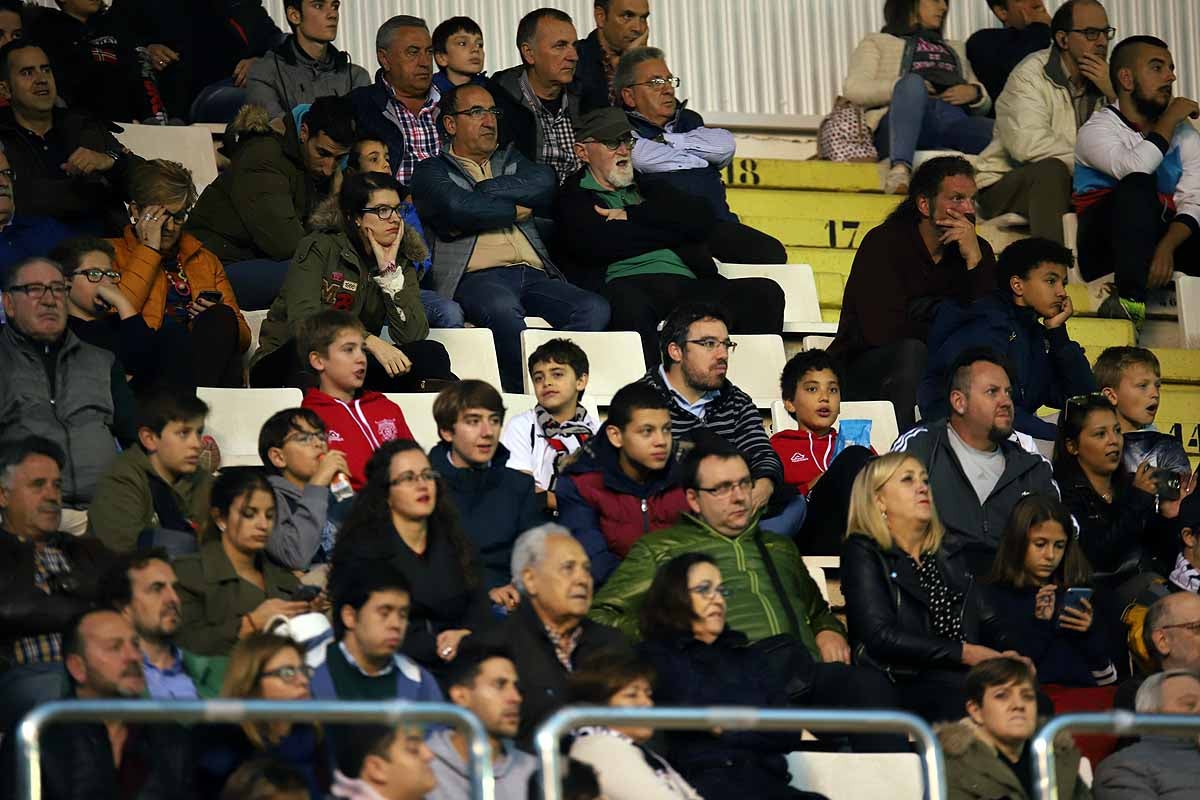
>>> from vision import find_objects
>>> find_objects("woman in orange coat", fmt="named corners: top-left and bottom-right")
top-left (109, 158), bottom-right (251, 388)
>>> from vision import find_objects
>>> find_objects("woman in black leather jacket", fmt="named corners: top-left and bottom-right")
top-left (841, 452), bottom-right (1024, 722)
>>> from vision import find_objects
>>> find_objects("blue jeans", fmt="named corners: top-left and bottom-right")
top-left (759, 493), bottom-right (808, 538)
top-left (421, 289), bottom-right (465, 328)
top-left (455, 266), bottom-right (610, 391)
top-left (224, 259), bottom-right (291, 311)
top-left (874, 73), bottom-right (995, 168)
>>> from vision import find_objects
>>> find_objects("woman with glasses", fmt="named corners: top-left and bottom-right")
top-left (194, 633), bottom-right (331, 798)
top-left (176, 468), bottom-right (313, 657)
top-left (108, 158), bottom-right (251, 388)
top-left (330, 440), bottom-right (493, 675)
top-left (841, 452), bottom-right (1025, 722)
top-left (249, 170), bottom-right (453, 391)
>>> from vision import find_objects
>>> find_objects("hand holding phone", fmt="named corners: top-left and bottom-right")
top-left (1057, 587), bottom-right (1094, 633)
top-left (198, 290), bottom-right (223, 304)
top-left (291, 584), bottom-right (321, 602)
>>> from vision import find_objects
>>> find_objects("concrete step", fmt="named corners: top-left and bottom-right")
top-left (787, 247), bottom-right (855, 275)
top-left (814, 272), bottom-right (844, 308)
top-left (727, 188), bottom-right (902, 220)
top-left (719, 158), bottom-right (882, 192)
top-left (742, 216), bottom-right (884, 249)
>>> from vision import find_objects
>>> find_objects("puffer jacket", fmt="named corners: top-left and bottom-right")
top-left (840, 533), bottom-right (1018, 675)
top-left (246, 36), bottom-right (370, 120)
top-left (250, 198), bottom-right (430, 371)
top-left (555, 433), bottom-right (690, 583)
top-left (590, 514), bottom-right (844, 652)
top-left (938, 717), bottom-right (1089, 800)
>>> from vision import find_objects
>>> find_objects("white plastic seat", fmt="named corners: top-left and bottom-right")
top-left (197, 387), bottom-right (303, 466)
top-left (802, 335), bottom-right (835, 351)
top-left (1063, 212), bottom-right (1079, 255)
top-left (716, 262), bottom-right (838, 336)
top-left (1177, 275), bottom-right (1200, 349)
top-left (422, 328), bottom-right (504, 389)
top-left (383, 393), bottom-right (440, 451)
top-left (787, 752), bottom-right (924, 799)
top-left (114, 124), bottom-right (219, 194)
top-left (726, 334), bottom-right (787, 409)
top-left (800, 558), bottom-right (830, 603)
top-left (519, 330), bottom-right (646, 405)
top-left (241, 309), bottom-right (268, 370)
top-left (771, 400), bottom-right (899, 454)
top-left (524, 317), bottom-right (553, 329)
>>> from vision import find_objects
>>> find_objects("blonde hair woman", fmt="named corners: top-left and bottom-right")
top-left (841, 452), bottom-right (1025, 722)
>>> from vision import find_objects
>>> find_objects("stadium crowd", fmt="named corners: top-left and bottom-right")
top-left (2, 0), bottom-right (1200, 798)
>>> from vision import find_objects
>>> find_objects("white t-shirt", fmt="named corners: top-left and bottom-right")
top-left (500, 407), bottom-right (600, 490)
top-left (946, 424), bottom-right (1006, 506)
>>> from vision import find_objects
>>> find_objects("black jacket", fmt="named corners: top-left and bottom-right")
top-left (840, 533), bottom-right (1017, 675)
top-left (574, 30), bottom-right (614, 114)
top-left (965, 23), bottom-right (1052, 109)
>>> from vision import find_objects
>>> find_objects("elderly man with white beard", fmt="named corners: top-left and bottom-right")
top-left (555, 106), bottom-right (784, 367)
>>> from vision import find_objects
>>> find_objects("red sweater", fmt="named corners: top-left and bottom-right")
top-left (301, 389), bottom-right (414, 489)
top-left (771, 428), bottom-right (842, 496)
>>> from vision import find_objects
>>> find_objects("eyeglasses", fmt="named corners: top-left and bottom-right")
top-left (688, 581), bottom-right (731, 601)
top-left (283, 431), bottom-right (326, 447)
top-left (72, 269), bottom-right (121, 284)
top-left (165, 208), bottom-right (190, 224)
top-left (0, 168), bottom-right (15, 182)
top-left (696, 477), bottom-right (753, 499)
top-left (1070, 26), bottom-right (1116, 41)
top-left (1160, 619), bottom-right (1200, 634)
top-left (361, 204), bottom-right (406, 220)
top-left (581, 134), bottom-right (635, 152)
top-left (6, 282), bottom-right (69, 300)
top-left (390, 469), bottom-right (438, 486)
top-left (629, 76), bottom-right (681, 90)
top-left (449, 105), bottom-right (503, 119)
top-left (260, 664), bottom-right (314, 684)
top-left (686, 337), bottom-right (737, 353)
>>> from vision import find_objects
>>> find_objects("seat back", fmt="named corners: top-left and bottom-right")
top-left (197, 387), bottom-right (303, 466)
top-left (800, 557), bottom-right (830, 603)
top-left (717, 262), bottom-right (822, 323)
top-left (382, 393), bottom-right (440, 451)
top-left (786, 752), bottom-right (925, 799)
top-left (422, 328), bottom-right (504, 388)
top-left (519, 330), bottom-right (646, 404)
top-left (771, 400), bottom-right (899, 453)
top-left (114, 124), bottom-right (220, 194)
top-left (726, 334), bottom-right (786, 408)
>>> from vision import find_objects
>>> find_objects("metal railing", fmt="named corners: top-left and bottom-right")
top-left (1031, 711), bottom-right (1200, 799)
top-left (534, 706), bottom-right (947, 800)
top-left (16, 700), bottom-right (494, 800)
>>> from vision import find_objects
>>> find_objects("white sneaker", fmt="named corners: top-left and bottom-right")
top-left (884, 163), bottom-right (911, 195)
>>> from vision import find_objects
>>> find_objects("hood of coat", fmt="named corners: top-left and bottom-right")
top-left (307, 195), bottom-right (429, 264)
top-left (936, 716), bottom-right (1074, 758)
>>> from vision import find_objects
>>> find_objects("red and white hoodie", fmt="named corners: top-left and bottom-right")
top-left (770, 428), bottom-right (841, 497)
top-left (302, 389), bottom-right (414, 489)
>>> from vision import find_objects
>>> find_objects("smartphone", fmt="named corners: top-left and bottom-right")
top-left (198, 290), bottom-right (223, 304)
top-left (292, 585), bottom-right (321, 602)
top-left (1058, 587), bottom-right (1094, 620)
top-left (1153, 468), bottom-right (1182, 501)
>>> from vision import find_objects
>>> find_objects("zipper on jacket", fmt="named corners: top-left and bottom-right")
top-left (46, 342), bottom-right (78, 504)
top-left (640, 498), bottom-right (649, 531)
top-left (958, 572), bottom-right (976, 631)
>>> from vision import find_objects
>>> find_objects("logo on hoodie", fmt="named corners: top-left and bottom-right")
top-left (377, 419), bottom-right (399, 441)
top-left (328, 429), bottom-right (345, 443)
top-left (790, 452), bottom-right (809, 463)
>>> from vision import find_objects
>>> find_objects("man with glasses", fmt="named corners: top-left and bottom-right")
top-left (557, 108), bottom-right (784, 367)
top-left (973, 0), bottom-right (1115, 247)
top-left (412, 82), bottom-right (609, 393)
top-left (1117, 592), bottom-right (1200, 711)
top-left (0, 256), bottom-right (136, 533)
top-left (614, 46), bottom-right (785, 264)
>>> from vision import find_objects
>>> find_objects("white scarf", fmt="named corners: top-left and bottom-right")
top-left (1169, 552), bottom-right (1200, 593)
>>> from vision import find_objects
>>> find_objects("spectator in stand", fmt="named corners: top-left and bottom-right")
top-left (0, 437), bottom-right (114, 738)
top-left (430, 380), bottom-right (545, 600)
top-left (1075, 35), bottom-right (1200, 325)
top-left (0, 41), bottom-right (138, 234)
top-left (174, 469), bottom-right (308, 658)
top-left (828, 156), bottom-right (997, 432)
top-left (1095, 669), bottom-right (1200, 799)
top-left (221, 760), bottom-right (311, 800)
top-left (258, 408), bottom-right (349, 572)
top-left (248, 170), bottom-right (452, 391)
top-left (566, 650), bottom-right (703, 800)
top-left (0, 1), bottom-right (20, 50)
top-left (490, 8), bottom-right (583, 184)
top-left (112, 158), bottom-right (250, 389)
top-left (27, 0), bottom-right (164, 124)
top-left (972, 0), bottom-right (1113, 245)
top-left (187, 95), bottom-right (355, 310)
top-left (349, 15), bottom-right (439, 186)
top-left (108, 0), bottom-right (284, 121)
top-left (576, 0), bottom-right (650, 114)
top-left (615, 47), bottom-right (786, 264)
top-left (1094, 347), bottom-right (1192, 479)
top-left (1, 257), bottom-right (137, 532)
top-left (558, 109), bottom-right (784, 363)
top-left (920, 237), bottom-right (1096, 441)
top-left (938, 657), bottom-right (1090, 800)
top-left (104, 549), bottom-right (228, 699)
top-left (967, 0), bottom-right (1052, 104)
top-left (194, 633), bottom-right (331, 798)
top-left (1118, 592), bottom-right (1200, 709)
top-left (894, 348), bottom-right (1058, 574)
top-left (293, 310), bottom-right (416, 491)
top-left (88, 389), bottom-right (213, 556)
top-left (636, 304), bottom-right (802, 536)
top-left (1168, 493), bottom-right (1200, 595)
top-left (246, 0), bottom-right (369, 120)
top-left (841, 452), bottom-right (1026, 722)
top-left (426, 642), bottom-right (540, 800)
top-left (500, 338), bottom-right (600, 507)
top-left (0, 144), bottom-right (70, 275)
top-left (431, 16), bottom-right (488, 95)
top-left (771, 350), bottom-right (876, 556)
top-left (310, 560), bottom-right (442, 702)
top-left (331, 440), bottom-right (494, 676)
top-left (844, 0), bottom-right (993, 194)
top-left (474, 524), bottom-right (628, 746)
top-left (557, 382), bottom-right (688, 583)
top-left (412, 83), bottom-right (610, 393)
top-left (330, 724), bottom-right (437, 800)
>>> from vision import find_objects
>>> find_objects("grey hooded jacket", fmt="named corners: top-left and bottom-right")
top-left (245, 36), bottom-right (369, 119)
top-left (266, 474), bottom-right (330, 570)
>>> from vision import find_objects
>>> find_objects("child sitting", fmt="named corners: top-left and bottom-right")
top-left (500, 338), bottom-right (599, 509)
top-left (432, 16), bottom-right (487, 94)
top-left (1095, 346), bottom-right (1192, 478)
top-left (299, 309), bottom-right (414, 490)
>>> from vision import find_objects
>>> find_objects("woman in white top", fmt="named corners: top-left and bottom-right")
top-left (567, 650), bottom-right (704, 799)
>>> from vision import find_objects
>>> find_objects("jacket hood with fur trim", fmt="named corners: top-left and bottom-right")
top-left (306, 195), bottom-right (429, 265)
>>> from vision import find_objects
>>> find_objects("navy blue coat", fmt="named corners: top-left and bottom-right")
top-left (918, 291), bottom-right (1097, 440)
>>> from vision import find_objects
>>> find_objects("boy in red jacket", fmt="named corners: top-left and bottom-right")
top-left (299, 310), bottom-right (414, 489)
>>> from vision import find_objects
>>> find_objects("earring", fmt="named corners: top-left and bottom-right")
top-left (217, 524), bottom-right (226, 533)
top-left (881, 510), bottom-right (888, 521)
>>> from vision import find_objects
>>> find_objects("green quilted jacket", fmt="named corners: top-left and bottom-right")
top-left (589, 514), bottom-right (845, 657)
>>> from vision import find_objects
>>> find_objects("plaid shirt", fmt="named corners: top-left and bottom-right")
top-left (543, 622), bottom-right (584, 672)
top-left (519, 71), bottom-right (580, 184)
top-left (382, 76), bottom-right (443, 185)
top-left (12, 541), bottom-right (71, 665)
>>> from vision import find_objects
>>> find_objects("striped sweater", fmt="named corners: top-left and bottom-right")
top-left (637, 368), bottom-right (783, 486)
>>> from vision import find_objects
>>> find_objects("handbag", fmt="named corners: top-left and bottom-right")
top-left (817, 96), bottom-right (879, 163)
